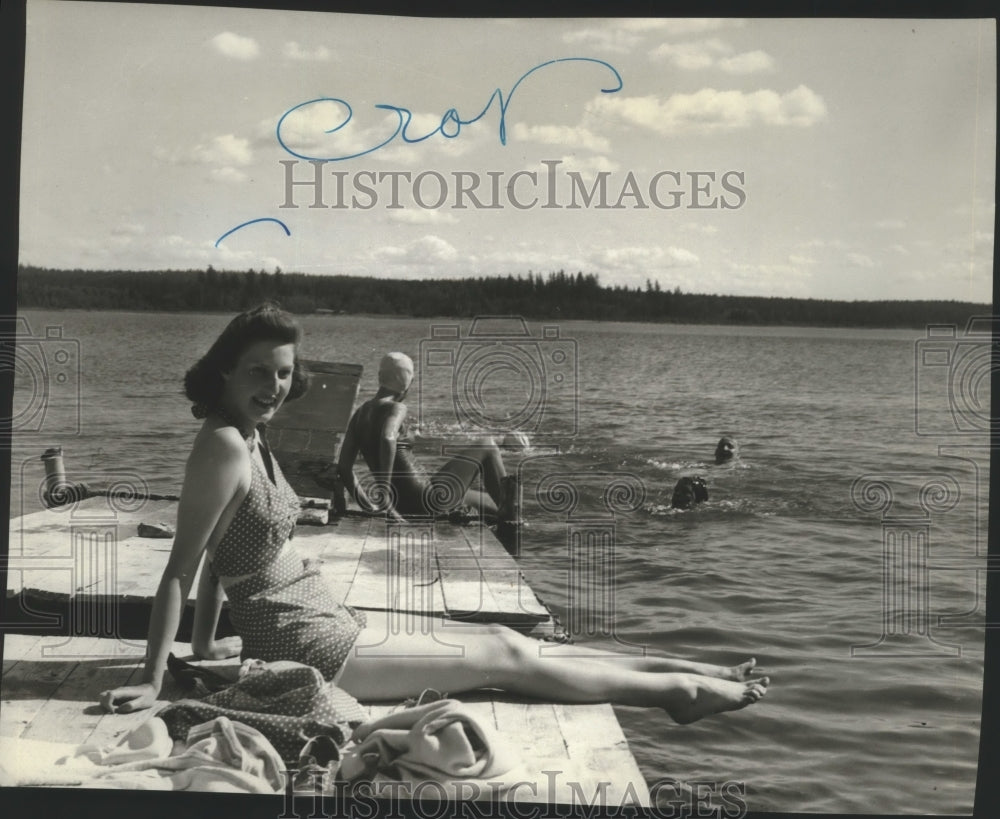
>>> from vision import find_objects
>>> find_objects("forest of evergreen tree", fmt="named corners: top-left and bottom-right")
top-left (15, 265), bottom-right (990, 329)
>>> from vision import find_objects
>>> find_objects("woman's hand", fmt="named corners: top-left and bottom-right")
top-left (99, 682), bottom-right (159, 714)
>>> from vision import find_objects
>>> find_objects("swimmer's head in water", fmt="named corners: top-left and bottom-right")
top-left (378, 352), bottom-right (415, 396)
top-left (671, 476), bottom-right (709, 509)
top-left (714, 436), bottom-right (739, 464)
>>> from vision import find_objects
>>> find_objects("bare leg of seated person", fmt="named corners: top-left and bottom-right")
top-left (336, 615), bottom-right (768, 725)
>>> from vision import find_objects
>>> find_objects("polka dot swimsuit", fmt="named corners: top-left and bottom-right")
top-left (211, 441), bottom-right (301, 577)
top-left (211, 440), bottom-right (366, 682)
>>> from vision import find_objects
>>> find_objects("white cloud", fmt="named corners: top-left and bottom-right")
top-left (192, 134), bottom-right (253, 167)
top-left (283, 41), bottom-right (332, 61)
top-left (591, 245), bottom-right (699, 270)
top-left (649, 40), bottom-right (775, 74)
top-left (210, 32), bottom-right (260, 61)
top-left (649, 39), bottom-right (730, 70)
top-left (372, 235), bottom-right (460, 266)
top-left (788, 254), bottom-right (818, 265)
top-left (563, 19), bottom-right (746, 53)
top-left (718, 50), bottom-right (776, 74)
top-left (847, 252), bottom-right (876, 268)
top-left (587, 85), bottom-right (827, 135)
top-left (269, 103), bottom-right (397, 159)
top-left (509, 122), bottom-right (611, 153)
top-left (153, 134), bottom-right (253, 181)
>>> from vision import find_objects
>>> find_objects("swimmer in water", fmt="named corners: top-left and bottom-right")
top-left (714, 436), bottom-right (739, 465)
top-left (671, 476), bottom-right (709, 509)
top-left (337, 352), bottom-right (526, 523)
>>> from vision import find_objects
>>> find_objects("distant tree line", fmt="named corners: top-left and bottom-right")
top-left (14, 264), bottom-right (990, 329)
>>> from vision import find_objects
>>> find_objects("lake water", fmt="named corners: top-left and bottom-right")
top-left (6, 309), bottom-right (990, 814)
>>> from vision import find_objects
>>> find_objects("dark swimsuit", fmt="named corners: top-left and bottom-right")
top-left (356, 402), bottom-right (433, 517)
top-left (210, 437), bottom-right (366, 682)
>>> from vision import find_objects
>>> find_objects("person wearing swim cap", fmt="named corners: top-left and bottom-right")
top-left (714, 436), bottom-right (739, 465)
top-left (337, 352), bottom-right (527, 523)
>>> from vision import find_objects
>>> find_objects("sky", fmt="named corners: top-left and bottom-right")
top-left (17, 2), bottom-right (997, 302)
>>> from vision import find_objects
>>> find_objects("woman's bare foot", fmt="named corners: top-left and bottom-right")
top-left (728, 657), bottom-right (761, 682)
top-left (671, 656), bottom-right (761, 681)
top-left (666, 675), bottom-right (770, 725)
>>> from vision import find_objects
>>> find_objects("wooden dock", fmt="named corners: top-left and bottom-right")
top-left (2, 495), bottom-right (650, 805)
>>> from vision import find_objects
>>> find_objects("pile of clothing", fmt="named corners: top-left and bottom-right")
top-left (6, 657), bottom-right (528, 798)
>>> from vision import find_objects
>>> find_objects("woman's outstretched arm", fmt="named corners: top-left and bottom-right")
top-left (99, 430), bottom-right (246, 713)
top-left (190, 557), bottom-right (242, 660)
top-left (338, 404), bottom-right (407, 521)
top-left (336, 410), bottom-right (373, 511)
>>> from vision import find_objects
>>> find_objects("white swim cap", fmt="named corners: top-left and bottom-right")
top-left (378, 352), bottom-right (414, 394)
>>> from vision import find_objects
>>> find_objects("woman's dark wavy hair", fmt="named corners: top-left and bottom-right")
top-left (184, 302), bottom-right (310, 418)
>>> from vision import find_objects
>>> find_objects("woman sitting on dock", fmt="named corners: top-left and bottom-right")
top-left (336, 351), bottom-right (524, 524)
top-left (99, 303), bottom-right (769, 724)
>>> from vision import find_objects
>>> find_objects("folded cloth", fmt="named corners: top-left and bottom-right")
top-left (75, 716), bottom-right (175, 766)
top-left (88, 716), bottom-right (285, 793)
top-left (157, 660), bottom-right (366, 765)
top-left (339, 699), bottom-right (526, 797)
top-left (15, 718), bottom-right (284, 793)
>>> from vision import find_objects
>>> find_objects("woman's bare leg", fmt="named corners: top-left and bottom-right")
top-left (336, 617), bottom-right (768, 724)
top-left (535, 642), bottom-right (761, 681)
top-left (429, 439), bottom-right (508, 514)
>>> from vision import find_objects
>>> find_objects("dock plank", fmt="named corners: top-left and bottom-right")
top-left (452, 524), bottom-right (551, 622)
top-left (343, 519), bottom-right (448, 615)
top-left (435, 522), bottom-right (504, 620)
top-left (552, 702), bottom-right (650, 806)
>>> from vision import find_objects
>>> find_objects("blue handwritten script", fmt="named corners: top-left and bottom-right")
top-left (215, 217), bottom-right (292, 248)
top-left (276, 57), bottom-right (623, 162)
